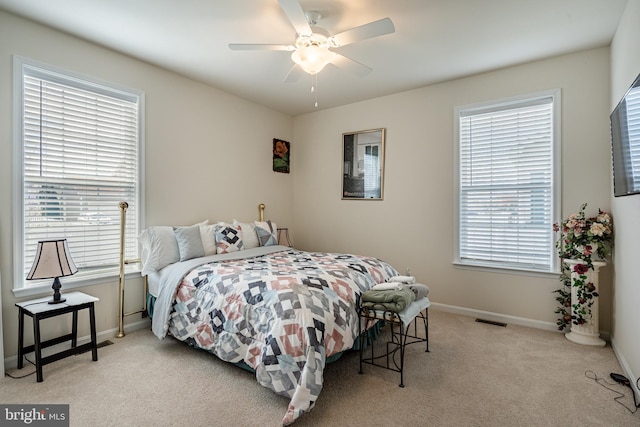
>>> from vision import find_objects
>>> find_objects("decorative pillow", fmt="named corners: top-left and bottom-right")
top-left (138, 226), bottom-right (180, 275)
top-left (174, 225), bottom-right (205, 261)
top-left (215, 224), bottom-right (244, 254)
top-left (233, 220), bottom-right (259, 249)
top-left (255, 220), bottom-right (278, 246)
top-left (199, 223), bottom-right (218, 256)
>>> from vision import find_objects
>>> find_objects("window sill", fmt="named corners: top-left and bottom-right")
top-left (13, 269), bottom-right (142, 300)
top-left (452, 261), bottom-right (559, 279)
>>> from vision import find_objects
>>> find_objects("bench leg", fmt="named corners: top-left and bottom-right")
top-left (17, 309), bottom-right (25, 370)
top-left (89, 303), bottom-right (98, 361)
top-left (425, 308), bottom-right (430, 352)
top-left (33, 314), bottom-right (43, 382)
top-left (418, 308), bottom-right (430, 352)
top-left (399, 321), bottom-right (406, 388)
top-left (71, 310), bottom-right (78, 348)
top-left (358, 312), bottom-right (363, 374)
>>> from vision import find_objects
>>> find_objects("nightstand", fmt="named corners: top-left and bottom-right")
top-left (16, 291), bottom-right (99, 382)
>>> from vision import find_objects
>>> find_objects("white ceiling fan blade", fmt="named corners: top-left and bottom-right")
top-left (331, 17), bottom-right (395, 47)
top-left (229, 43), bottom-right (293, 51)
top-left (277, 0), bottom-right (312, 36)
top-left (331, 53), bottom-right (372, 77)
top-left (283, 64), bottom-right (303, 83)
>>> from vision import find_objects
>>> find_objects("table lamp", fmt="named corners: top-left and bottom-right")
top-left (277, 228), bottom-right (292, 247)
top-left (27, 239), bottom-right (78, 304)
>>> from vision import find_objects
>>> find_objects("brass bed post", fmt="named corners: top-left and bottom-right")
top-left (116, 201), bottom-right (128, 338)
top-left (116, 201), bottom-right (145, 338)
top-left (259, 203), bottom-right (265, 222)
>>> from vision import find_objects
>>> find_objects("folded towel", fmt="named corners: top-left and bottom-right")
top-left (389, 275), bottom-right (416, 284)
top-left (361, 288), bottom-right (416, 313)
top-left (372, 282), bottom-right (404, 291)
top-left (407, 283), bottom-right (430, 299)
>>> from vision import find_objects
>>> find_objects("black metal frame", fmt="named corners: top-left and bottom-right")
top-left (358, 304), bottom-right (429, 387)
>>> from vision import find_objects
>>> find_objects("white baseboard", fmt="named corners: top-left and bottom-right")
top-left (610, 337), bottom-right (640, 403)
top-left (430, 302), bottom-right (613, 341)
top-left (431, 302), bottom-right (565, 332)
top-left (4, 318), bottom-right (151, 371)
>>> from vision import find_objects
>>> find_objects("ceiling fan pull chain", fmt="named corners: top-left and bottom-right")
top-left (313, 73), bottom-right (318, 107)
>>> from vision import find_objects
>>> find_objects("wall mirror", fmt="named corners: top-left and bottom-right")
top-left (342, 128), bottom-right (385, 200)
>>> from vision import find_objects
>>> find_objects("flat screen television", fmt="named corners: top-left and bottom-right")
top-left (610, 72), bottom-right (640, 197)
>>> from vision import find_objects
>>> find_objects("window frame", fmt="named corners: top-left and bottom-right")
top-left (453, 89), bottom-right (561, 275)
top-left (12, 56), bottom-right (145, 298)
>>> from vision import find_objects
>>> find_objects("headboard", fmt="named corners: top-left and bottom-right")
top-left (116, 202), bottom-right (270, 338)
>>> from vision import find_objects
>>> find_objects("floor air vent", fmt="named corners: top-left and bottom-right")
top-left (475, 318), bottom-right (507, 327)
top-left (76, 340), bottom-right (113, 355)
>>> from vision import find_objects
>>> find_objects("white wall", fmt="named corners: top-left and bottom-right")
top-left (293, 47), bottom-right (613, 331)
top-left (0, 10), bottom-right (293, 361)
top-left (610, 0), bottom-right (640, 397)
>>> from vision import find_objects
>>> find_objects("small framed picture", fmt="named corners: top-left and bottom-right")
top-left (273, 138), bottom-right (290, 174)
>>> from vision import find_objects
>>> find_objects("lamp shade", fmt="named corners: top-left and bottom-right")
top-left (27, 239), bottom-right (78, 280)
top-left (291, 45), bottom-right (335, 75)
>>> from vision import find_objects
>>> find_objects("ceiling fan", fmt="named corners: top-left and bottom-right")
top-left (228, 0), bottom-right (395, 82)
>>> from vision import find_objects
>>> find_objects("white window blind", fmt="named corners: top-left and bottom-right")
top-left (458, 95), bottom-right (556, 272)
top-left (17, 60), bottom-right (141, 288)
top-left (625, 86), bottom-right (640, 191)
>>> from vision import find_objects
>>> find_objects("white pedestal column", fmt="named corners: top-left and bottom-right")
top-left (562, 259), bottom-right (606, 347)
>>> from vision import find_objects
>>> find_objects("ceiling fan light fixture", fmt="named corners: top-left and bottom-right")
top-left (291, 45), bottom-right (335, 75)
top-left (229, 1), bottom-right (395, 82)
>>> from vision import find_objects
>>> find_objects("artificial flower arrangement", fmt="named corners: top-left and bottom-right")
top-left (552, 203), bottom-right (613, 330)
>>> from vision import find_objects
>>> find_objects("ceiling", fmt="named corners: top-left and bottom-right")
top-left (0, 0), bottom-right (629, 116)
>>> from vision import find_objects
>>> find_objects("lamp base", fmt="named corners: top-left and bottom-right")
top-left (49, 277), bottom-right (66, 304)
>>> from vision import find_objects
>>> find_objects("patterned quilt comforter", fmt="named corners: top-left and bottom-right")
top-left (153, 247), bottom-right (398, 425)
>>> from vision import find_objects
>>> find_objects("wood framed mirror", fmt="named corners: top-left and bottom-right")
top-left (342, 128), bottom-right (385, 200)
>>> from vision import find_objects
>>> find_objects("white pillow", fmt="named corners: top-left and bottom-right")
top-left (199, 223), bottom-right (217, 256)
top-left (215, 223), bottom-right (244, 254)
top-left (174, 225), bottom-right (205, 261)
top-left (233, 220), bottom-right (259, 249)
top-left (138, 226), bottom-right (180, 276)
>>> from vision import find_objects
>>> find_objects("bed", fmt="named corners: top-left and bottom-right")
top-left (118, 203), bottom-right (399, 425)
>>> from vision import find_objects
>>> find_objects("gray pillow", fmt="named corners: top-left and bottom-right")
top-left (174, 225), bottom-right (205, 261)
top-left (255, 220), bottom-right (277, 246)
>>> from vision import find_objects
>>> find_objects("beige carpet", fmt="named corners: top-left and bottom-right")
top-left (1, 310), bottom-right (638, 426)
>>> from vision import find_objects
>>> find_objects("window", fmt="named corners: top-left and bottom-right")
top-left (13, 57), bottom-right (144, 295)
top-left (455, 90), bottom-right (560, 273)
